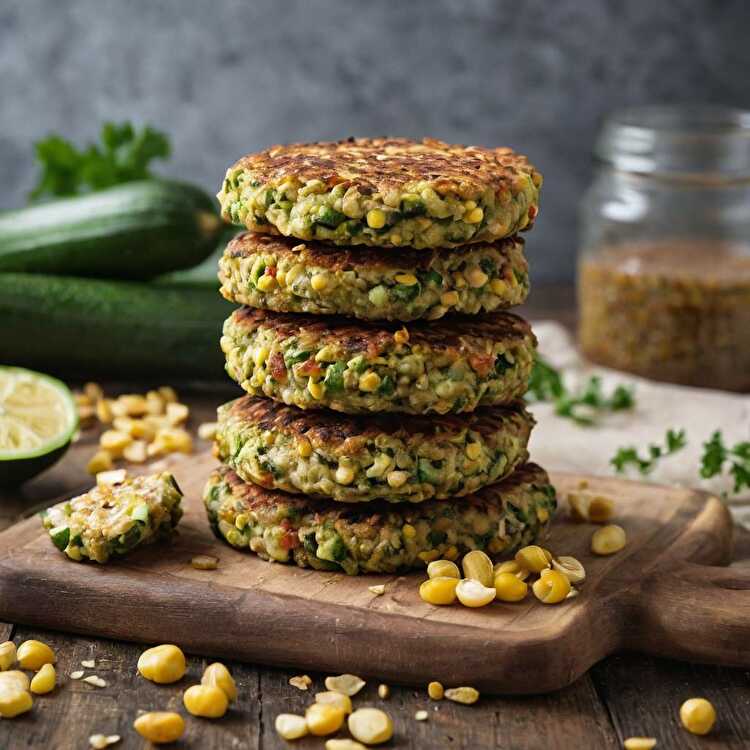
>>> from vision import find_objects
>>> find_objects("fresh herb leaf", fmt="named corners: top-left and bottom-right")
top-left (699, 431), bottom-right (750, 494)
top-left (29, 121), bottom-right (170, 201)
top-left (611, 429), bottom-right (687, 475)
top-left (525, 356), bottom-right (564, 402)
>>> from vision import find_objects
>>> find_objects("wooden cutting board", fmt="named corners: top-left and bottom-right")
top-left (1, 450), bottom-right (749, 695)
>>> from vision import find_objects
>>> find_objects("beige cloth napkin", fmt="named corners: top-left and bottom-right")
top-left (528, 321), bottom-right (750, 528)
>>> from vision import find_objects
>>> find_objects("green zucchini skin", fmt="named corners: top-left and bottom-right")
top-left (0, 180), bottom-right (223, 280)
top-left (0, 273), bottom-right (234, 378)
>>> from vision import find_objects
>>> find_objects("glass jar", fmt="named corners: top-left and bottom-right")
top-left (578, 106), bottom-right (750, 391)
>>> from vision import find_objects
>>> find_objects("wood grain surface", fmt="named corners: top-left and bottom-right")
top-left (1, 449), bottom-right (748, 695)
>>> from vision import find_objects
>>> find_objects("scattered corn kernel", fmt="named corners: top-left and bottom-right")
top-left (366, 209), bottom-right (387, 229)
top-left (158, 386), bottom-right (178, 403)
top-left (30, 663), bottom-right (55, 695)
top-left (325, 673), bottom-right (366, 697)
top-left (440, 291), bottom-right (459, 306)
top-left (289, 674), bottom-right (312, 691)
top-left (198, 422), bottom-right (218, 441)
top-left (201, 662), bottom-right (237, 701)
top-left (591, 525), bottom-right (627, 555)
top-left (70, 670), bottom-right (84, 680)
top-left (335, 464), bottom-right (355, 485)
top-left (680, 697), bottom-right (716, 735)
top-left (118, 394), bottom-right (149, 416)
top-left (493, 560), bottom-right (529, 580)
top-left (256, 274), bottom-right (277, 292)
top-left (166, 402), bottom-right (189, 426)
top-left (81, 659), bottom-right (95, 668)
top-left (0, 641), bottom-right (16, 671)
top-left (456, 578), bottom-right (496, 608)
top-left (461, 550), bottom-right (494, 587)
top-left (348, 707), bottom-right (393, 745)
top-left (515, 545), bottom-right (551, 573)
top-left (316, 690), bottom-right (353, 714)
top-left (326, 740), bottom-right (367, 750)
top-left (489, 279), bottom-right (507, 295)
top-left (368, 584), bottom-right (386, 596)
top-left (377, 683), bottom-right (390, 699)
top-left (415, 709), bottom-right (428, 721)
top-left (306, 702), bottom-right (345, 736)
top-left (137, 644), bottom-right (186, 684)
top-left (0, 671), bottom-right (29, 692)
top-left (466, 268), bottom-right (489, 288)
top-left (183, 684), bottom-right (229, 718)
top-left (83, 675), bottom-right (107, 688)
top-left (191, 554), bottom-right (219, 570)
top-left (445, 686), bottom-right (480, 705)
top-left (96, 469), bottom-right (127, 487)
top-left (297, 438), bottom-right (313, 458)
top-left (428, 681), bottom-right (444, 700)
top-left (149, 427), bottom-right (193, 456)
top-left (358, 371), bottom-right (381, 392)
top-left (419, 576), bottom-right (459, 605)
top-left (427, 559), bottom-right (460, 580)
top-left (88, 734), bottom-right (120, 749)
top-left (122, 440), bottom-right (147, 464)
top-left (134, 712), bottom-right (185, 744)
top-left (393, 328), bottom-right (410, 345)
top-left (275, 713), bottom-right (308, 740)
top-left (311, 273), bottom-right (329, 291)
top-left (552, 556), bottom-right (586, 584)
top-left (494, 572), bottom-right (529, 602)
top-left (464, 207), bottom-right (484, 224)
top-left (387, 470), bottom-right (408, 488)
top-left (418, 549), bottom-right (440, 563)
top-left (308, 378), bottom-right (326, 400)
top-left (87, 450), bottom-right (114, 475)
top-left (17, 640), bottom-right (55, 670)
top-left (532, 569), bottom-right (572, 604)
top-left (623, 739), bottom-right (657, 750)
top-left (0, 682), bottom-right (32, 718)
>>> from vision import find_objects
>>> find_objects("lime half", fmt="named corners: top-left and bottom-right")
top-left (0, 366), bottom-right (78, 487)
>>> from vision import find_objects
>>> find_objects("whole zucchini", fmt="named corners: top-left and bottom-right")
top-left (0, 273), bottom-right (233, 378)
top-left (0, 180), bottom-right (223, 280)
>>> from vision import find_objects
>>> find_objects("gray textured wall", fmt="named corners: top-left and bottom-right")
top-left (2, 0), bottom-right (749, 281)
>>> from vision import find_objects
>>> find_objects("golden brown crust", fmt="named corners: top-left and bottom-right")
top-left (224, 395), bottom-right (533, 443)
top-left (228, 137), bottom-right (540, 199)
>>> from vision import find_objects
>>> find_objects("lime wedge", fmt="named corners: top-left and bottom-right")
top-left (0, 366), bottom-right (78, 487)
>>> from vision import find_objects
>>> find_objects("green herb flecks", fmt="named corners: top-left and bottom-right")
top-left (610, 429), bottom-right (687, 475)
top-left (700, 431), bottom-right (750, 494)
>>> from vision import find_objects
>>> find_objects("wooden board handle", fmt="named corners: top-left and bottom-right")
top-left (627, 560), bottom-right (750, 667)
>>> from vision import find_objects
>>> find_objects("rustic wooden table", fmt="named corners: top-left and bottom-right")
top-left (2, 288), bottom-right (749, 749)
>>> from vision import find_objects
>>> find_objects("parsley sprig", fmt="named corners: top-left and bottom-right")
top-left (699, 431), bottom-right (750, 494)
top-left (525, 356), bottom-right (635, 426)
top-left (611, 429), bottom-right (687, 475)
top-left (30, 121), bottom-right (170, 201)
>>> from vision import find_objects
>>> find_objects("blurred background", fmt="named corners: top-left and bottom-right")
top-left (3, 0), bottom-right (749, 281)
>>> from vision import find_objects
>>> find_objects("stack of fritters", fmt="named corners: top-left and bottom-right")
top-left (206, 137), bottom-right (556, 575)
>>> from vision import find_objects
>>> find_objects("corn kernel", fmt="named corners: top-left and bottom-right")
top-left (515, 545), bottom-right (551, 573)
top-left (316, 690), bottom-right (353, 714)
top-left (418, 549), bottom-right (440, 563)
top-left (326, 740), bottom-right (367, 750)
top-left (465, 442), bottom-right (482, 461)
top-left (183, 684), bottom-right (229, 718)
top-left (387, 470), bottom-right (408, 488)
top-left (88, 734), bottom-right (120, 749)
top-left (191, 555), bottom-right (219, 570)
top-left (198, 422), bottom-right (218, 441)
top-left (158, 386), bottom-right (178, 403)
top-left (551, 556), bottom-right (586, 584)
top-left (298, 438), bottom-right (313, 458)
top-left (256, 274), bottom-right (277, 292)
top-left (623, 739), bottom-right (657, 750)
top-left (464, 207), bottom-right (484, 224)
top-left (445, 686), bottom-right (480, 705)
top-left (532, 569), bottom-right (571, 604)
top-left (589, 496), bottom-right (616, 523)
top-left (166, 402), bottom-right (189, 425)
top-left (0, 683), bottom-right (32, 718)
top-left (466, 268), bottom-right (489, 288)
top-left (123, 441), bottom-right (148, 464)
top-left (378, 683), bottom-right (390, 699)
top-left (305, 703), bottom-right (345, 736)
top-left (490, 279), bottom-right (507, 295)
top-left (311, 273), bottom-right (329, 291)
top-left (119, 394), bottom-right (149, 416)
top-left (366, 209), bottom-right (387, 229)
top-left (0, 642), bottom-right (16, 671)
top-left (149, 427), bottom-right (193, 456)
top-left (99, 429), bottom-right (132, 458)
top-left (84, 382), bottom-right (103, 402)
top-left (137, 644), bottom-right (186, 684)
top-left (591, 524), bottom-right (627, 555)
top-left (443, 545), bottom-right (459, 561)
top-left (461, 550), bottom-right (494, 587)
top-left (393, 328), bottom-right (410, 345)
top-left (0, 671), bottom-right (29, 692)
top-left (17, 640), bottom-right (55, 670)
top-left (30, 663), bottom-right (55, 695)
top-left (335, 465), bottom-right (355, 485)
top-left (275, 713), bottom-right (308, 740)
top-left (201, 662), bottom-right (236, 701)
top-left (680, 697), bottom-right (716, 735)
top-left (289, 674), bottom-right (312, 691)
top-left (464, 200), bottom-right (477, 211)
top-left (428, 681), bottom-right (444, 700)
top-left (456, 578), bottom-right (496, 608)
top-left (134, 712), bottom-right (185, 744)
top-left (415, 710), bottom-right (429, 721)
top-left (440, 291), bottom-right (459, 306)
top-left (308, 378), bottom-right (326, 400)
top-left (494, 572), bottom-right (529, 602)
top-left (324, 673), bottom-right (366, 696)
top-left (537, 507), bottom-right (550, 523)
top-left (358, 371), bottom-right (381, 392)
top-left (493, 560), bottom-right (529, 580)
top-left (427, 559), bottom-right (460, 579)
top-left (419, 576), bottom-right (459, 605)
top-left (368, 584), bottom-right (385, 596)
top-left (402, 523), bottom-right (417, 539)
top-left (348, 708), bottom-right (393, 745)
top-left (394, 273), bottom-right (418, 286)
